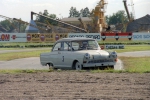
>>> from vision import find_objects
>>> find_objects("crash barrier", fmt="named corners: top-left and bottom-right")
top-left (0, 32), bottom-right (150, 43)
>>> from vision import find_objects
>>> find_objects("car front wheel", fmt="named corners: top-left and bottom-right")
top-left (75, 61), bottom-right (82, 70)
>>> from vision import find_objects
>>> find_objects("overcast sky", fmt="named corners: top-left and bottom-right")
top-left (0, 0), bottom-right (149, 22)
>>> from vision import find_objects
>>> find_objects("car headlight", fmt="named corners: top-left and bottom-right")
top-left (111, 51), bottom-right (117, 58)
top-left (84, 53), bottom-right (90, 59)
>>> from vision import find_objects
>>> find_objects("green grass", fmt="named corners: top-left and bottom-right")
top-left (108, 45), bottom-right (150, 53)
top-left (0, 42), bottom-right (54, 46)
top-left (0, 50), bottom-right (50, 61)
top-left (0, 48), bottom-right (22, 50)
top-left (91, 56), bottom-right (150, 73)
top-left (119, 56), bottom-right (150, 73)
top-left (0, 44), bottom-right (150, 73)
top-left (1, 45), bottom-right (149, 61)
top-left (0, 56), bottom-right (150, 74)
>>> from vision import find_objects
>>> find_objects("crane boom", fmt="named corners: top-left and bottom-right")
top-left (31, 11), bottom-right (87, 33)
top-left (130, 0), bottom-right (135, 19)
top-left (123, 0), bottom-right (131, 21)
top-left (13, 18), bottom-right (48, 32)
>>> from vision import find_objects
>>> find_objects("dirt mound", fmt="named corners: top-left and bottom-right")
top-left (0, 72), bottom-right (150, 100)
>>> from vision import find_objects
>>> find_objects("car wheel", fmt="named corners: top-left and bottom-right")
top-left (75, 61), bottom-right (82, 70)
top-left (47, 63), bottom-right (54, 69)
top-left (108, 65), bottom-right (114, 69)
top-left (110, 65), bottom-right (114, 69)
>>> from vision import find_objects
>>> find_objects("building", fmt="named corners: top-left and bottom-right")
top-left (127, 14), bottom-right (150, 32)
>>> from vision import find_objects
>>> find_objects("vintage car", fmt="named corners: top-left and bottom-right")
top-left (40, 38), bottom-right (117, 70)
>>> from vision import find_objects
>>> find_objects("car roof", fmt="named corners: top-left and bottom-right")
top-left (56, 38), bottom-right (95, 42)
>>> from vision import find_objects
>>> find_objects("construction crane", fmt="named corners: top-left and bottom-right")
top-left (93, 0), bottom-right (108, 32)
top-left (0, 15), bottom-right (19, 32)
top-left (130, 0), bottom-right (135, 19)
top-left (35, 21), bottom-right (53, 33)
top-left (13, 18), bottom-right (49, 33)
top-left (78, 17), bottom-right (88, 33)
top-left (31, 11), bottom-right (87, 33)
top-left (123, 0), bottom-right (131, 21)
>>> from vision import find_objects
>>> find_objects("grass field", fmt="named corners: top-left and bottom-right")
top-left (0, 45), bottom-right (149, 61)
top-left (112, 45), bottom-right (150, 53)
top-left (119, 57), bottom-right (150, 73)
top-left (0, 50), bottom-right (50, 61)
top-left (0, 45), bottom-right (150, 73)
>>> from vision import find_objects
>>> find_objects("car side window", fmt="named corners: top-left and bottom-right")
top-left (53, 42), bottom-right (61, 51)
top-left (63, 42), bottom-right (71, 51)
top-left (72, 42), bottom-right (79, 50)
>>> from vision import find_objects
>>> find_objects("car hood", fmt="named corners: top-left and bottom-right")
top-left (75, 50), bottom-right (110, 58)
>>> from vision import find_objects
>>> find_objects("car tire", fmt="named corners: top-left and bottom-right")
top-left (75, 61), bottom-right (82, 70)
top-left (108, 65), bottom-right (114, 69)
top-left (47, 63), bottom-right (54, 69)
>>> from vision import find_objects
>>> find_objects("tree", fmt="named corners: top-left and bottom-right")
top-left (36, 10), bottom-right (58, 26)
top-left (48, 14), bottom-right (58, 25)
top-left (69, 7), bottom-right (91, 17)
top-left (69, 7), bottom-right (80, 17)
top-left (106, 10), bottom-right (128, 25)
top-left (82, 7), bottom-right (90, 17)
top-left (0, 19), bottom-right (26, 32)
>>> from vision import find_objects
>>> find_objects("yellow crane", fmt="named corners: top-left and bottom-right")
top-left (93, 0), bottom-right (108, 32)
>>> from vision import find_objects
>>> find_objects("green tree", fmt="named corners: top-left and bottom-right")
top-left (106, 10), bottom-right (128, 25)
top-left (82, 7), bottom-right (90, 17)
top-left (69, 7), bottom-right (80, 17)
top-left (36, 10), bottom-right (57, 25)
top-left (0, 19), bottom-right (26, 32)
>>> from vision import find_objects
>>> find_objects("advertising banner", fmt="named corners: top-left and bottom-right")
top-left (105, 45), bottom-right (125, 49)
top-left (132, 33), bottom-right (150, 41)
top-left (101, 32), bottom-right (132, 41)
top-left (0, 33), bottom-right (26, 43)
top-left (27, 33), bottom-right (68, 42)
top-left (68, 33), bottom-right (101, 41)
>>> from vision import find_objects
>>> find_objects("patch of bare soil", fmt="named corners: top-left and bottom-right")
top-left (0, 71), bottom-right (150, 100)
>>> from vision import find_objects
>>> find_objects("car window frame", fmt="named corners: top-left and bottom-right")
top-left (62, 41), bottom-right (72, 51)
top-left (52, 42), bottom-right (62, 51)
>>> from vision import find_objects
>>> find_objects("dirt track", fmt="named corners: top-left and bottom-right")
top-left (0, 71), bottom-right (150, 100)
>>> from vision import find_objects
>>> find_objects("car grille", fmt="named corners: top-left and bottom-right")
top-left (88, 59), bottom-right (113, 63)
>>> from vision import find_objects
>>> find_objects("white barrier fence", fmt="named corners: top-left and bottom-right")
top-left (132, 33), bottom-right (150, 41)
top-left (0, 32), bottom-right (150, 43)
top-left (0, 33), bottom-right (26, 42)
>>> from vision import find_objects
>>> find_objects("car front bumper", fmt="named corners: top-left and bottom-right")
top-left (83, 62), bottom-right (115, 67)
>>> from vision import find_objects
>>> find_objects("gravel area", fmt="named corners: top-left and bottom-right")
top-left (0, 72), bottom-right (150, 100)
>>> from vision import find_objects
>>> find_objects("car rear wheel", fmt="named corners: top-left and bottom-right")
top-left (75, 62), bottom-right (82, 70)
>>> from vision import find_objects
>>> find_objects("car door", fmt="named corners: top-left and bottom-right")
top-left (60, 41), bottom-right (73, 68)
top-left (50, 42), bottom-right (62, 67)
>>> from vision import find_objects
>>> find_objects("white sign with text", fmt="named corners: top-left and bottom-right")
top-left (105, 45), bottom-right (125, 49)
top-left (68, 33), bottom-right (101, 41)
top-left (132, 33), bottom-right (150, 41)
top-left (0, 33), bottom-right (26, 42)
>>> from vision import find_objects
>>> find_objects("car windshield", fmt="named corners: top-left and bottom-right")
top-left (71, 40), bottom-right (99, 51)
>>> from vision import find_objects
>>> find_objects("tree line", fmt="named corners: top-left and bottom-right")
top-left (0, 6), bottom-right (130, 33)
